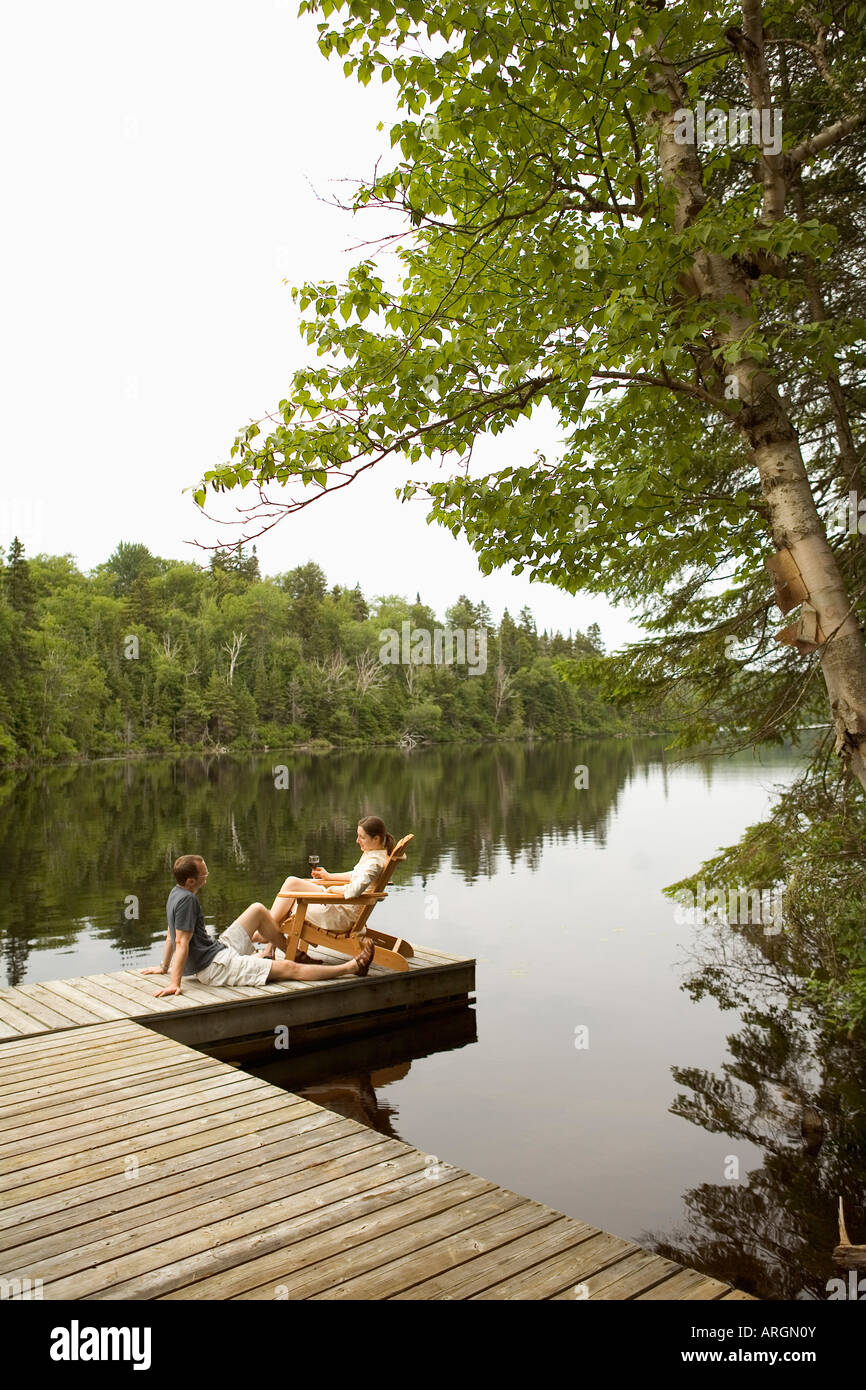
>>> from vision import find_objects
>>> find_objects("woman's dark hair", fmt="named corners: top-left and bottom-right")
top-left (358, 815), bottom-right (395, 854)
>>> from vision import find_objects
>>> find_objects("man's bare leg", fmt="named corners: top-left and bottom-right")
top-left (237, 900), bottom-right (325, 967)
top-left (267, 938), bottom-right (374, 981)
top-left (231, 903), bottom-right (290, 957)
top-left (225, 905), bottom-right (371, 979)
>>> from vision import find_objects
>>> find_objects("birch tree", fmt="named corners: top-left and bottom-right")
top-left (355, 648), bottom-right (387, 695)
top-left (493, 661), bottom-right (515, 723)
top-left (314, 650), bottom-right (351, 691)
top-left (222, 631), bottom-right (246, 685)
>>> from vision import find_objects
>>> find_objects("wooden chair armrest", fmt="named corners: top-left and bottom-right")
top-left (276, 891), bottom-right (388, 903)
top-left (275, 893), bottom-right (340, 904)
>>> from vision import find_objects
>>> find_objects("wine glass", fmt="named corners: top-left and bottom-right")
top-left (308, 854), bottom-right (320, 881)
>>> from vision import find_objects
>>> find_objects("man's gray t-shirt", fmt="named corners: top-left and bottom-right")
top-left (166, 886), bottom-right (225, 977)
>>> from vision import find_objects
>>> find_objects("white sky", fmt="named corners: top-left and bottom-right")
top-left (1, 0), bottom-right (641, 649)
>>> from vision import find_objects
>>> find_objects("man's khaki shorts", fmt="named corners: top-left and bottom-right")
top-left (195, 920), bottom-right (273, 988)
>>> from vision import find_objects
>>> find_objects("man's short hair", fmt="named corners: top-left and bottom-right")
top-left (173, 854), bottom-right (204, 886)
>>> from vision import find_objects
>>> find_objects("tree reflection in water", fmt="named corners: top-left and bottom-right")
top-left (0, 738), bottom-right (662, 985)
top-left (239, 1006), bottom-right (479, 1142)
top-left (644, 914), bottom-right (866, 1300)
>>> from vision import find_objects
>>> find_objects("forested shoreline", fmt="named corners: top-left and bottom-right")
top-left (0, 538), bottom-right (656, 766)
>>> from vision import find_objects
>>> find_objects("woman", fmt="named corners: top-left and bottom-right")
top-left (265, 816), bottom-right (395, 960)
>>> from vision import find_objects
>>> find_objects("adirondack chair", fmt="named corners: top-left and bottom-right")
top-left (277, 833), bottom-right (415, 972)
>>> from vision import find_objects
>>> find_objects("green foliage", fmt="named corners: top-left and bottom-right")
top-left (96, 541), bottom-right (166, 597)
top-left (194, 0), bottom-right (866, 759)
top-left (0, 539), bottom-right (646, 764)
top-left (664, 767), bottom-right (866, 1033)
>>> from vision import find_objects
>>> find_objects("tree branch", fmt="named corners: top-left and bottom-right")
top-left (785, 113), bottom-right (866, 169)
top-left (593, 369), bottom-right (734, 414)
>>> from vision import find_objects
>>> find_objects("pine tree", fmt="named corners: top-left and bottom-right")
top-left (5, 538), bottom-right (36, 625)
top-left (1, 540), bottom-right (38, 754)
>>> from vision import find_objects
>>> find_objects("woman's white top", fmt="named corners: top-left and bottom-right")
top-left (306, 848), bottom-right (390, 935)
top-left (344, 849), bottom-right (390, 900)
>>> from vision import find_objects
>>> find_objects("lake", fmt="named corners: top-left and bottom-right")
top-left (2, 736), bottom-right (859, 1299)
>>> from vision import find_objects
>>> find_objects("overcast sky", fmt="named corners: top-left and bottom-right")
top-left (1, 0), bottom-right (642, 649)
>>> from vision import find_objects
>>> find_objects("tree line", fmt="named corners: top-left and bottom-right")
top-left (0, 538), bottom-right (655, 764)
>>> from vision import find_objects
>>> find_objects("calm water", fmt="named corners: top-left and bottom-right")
top-left (2, 737), bottom-right (863, 1299)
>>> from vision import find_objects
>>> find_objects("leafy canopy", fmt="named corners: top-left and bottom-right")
top-left (194, 0), bottom-right (866, 750)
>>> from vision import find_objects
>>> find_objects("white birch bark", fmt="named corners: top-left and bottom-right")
top-left (648, 28), bottom-right (866, 789)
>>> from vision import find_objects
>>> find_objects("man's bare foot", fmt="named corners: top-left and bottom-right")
top-left (349, 939), bottom-right (375, 977)
top-left (257, 943), bottom-right (276, 960)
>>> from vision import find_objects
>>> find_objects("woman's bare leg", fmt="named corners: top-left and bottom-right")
top-left (270, 875), bottom-right (319, 928)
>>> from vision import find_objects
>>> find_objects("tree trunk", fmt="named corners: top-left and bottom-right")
top-left (650, 55), bottom-right (866, 791)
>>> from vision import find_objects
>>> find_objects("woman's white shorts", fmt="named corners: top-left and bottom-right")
top-left (194, 920), bottom-right (273, 988)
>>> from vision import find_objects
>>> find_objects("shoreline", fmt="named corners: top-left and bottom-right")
top-left (0, 727), bottom-right (673, 773)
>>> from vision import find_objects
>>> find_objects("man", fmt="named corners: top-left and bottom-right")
top-left (141, 854), bottom-right (373, 996)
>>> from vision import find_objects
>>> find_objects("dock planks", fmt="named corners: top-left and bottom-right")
top-left (0, 942), bottom-right (475, 1049)
top-left (0, 1020), bottom-right (754, 1301)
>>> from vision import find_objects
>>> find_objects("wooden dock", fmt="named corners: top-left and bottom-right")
top-left (0, 1013), bottom-right (754, 1301)
top-left (0, 942), bottom-right (474, 1049)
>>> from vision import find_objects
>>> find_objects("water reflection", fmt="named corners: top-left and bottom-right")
top-left (240, 1007), bottom-right (478, 1140)
top-left (0, 737), bottom-right (675, 985)
top-left (0, 735), bottom-right (831, 1298)
top-left (643, 916), bottom-right (866, 1299)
